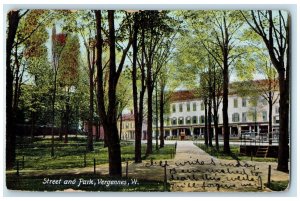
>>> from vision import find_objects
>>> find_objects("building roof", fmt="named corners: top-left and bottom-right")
top-left (121, 113), bottom-right (135, 121)
top-left (170, 79), bottom-right (279, 102)
top-left (169, 90), bottom-right (199, 102)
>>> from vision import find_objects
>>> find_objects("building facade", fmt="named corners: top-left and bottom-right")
top-left (162, 89), bottom-right (280, 138)
top-left (117, 113), bottom-right (147, 140)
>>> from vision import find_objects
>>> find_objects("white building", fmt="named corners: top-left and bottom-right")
top-left (160, 82), bottom-right (280, 138)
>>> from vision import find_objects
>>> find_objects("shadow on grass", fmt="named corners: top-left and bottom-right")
top-left (13, 138), bottom-right (174, 170)
top-left (195, 143), bottom-right (277, 162)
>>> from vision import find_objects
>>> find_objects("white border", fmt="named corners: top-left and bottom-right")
top-left (1, 0), bottom-right (299, 200)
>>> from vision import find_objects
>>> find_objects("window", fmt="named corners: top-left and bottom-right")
top-left (242, 98), bottom-right (247, 107)
top-left (275, 106), bottom-right (279, 114)
top-left (200, 115), bottom-right (205, 124)
top-left (178, 117), bottom-right (184, 125)
top-left (193, 102), bottom-right (197, 111)
top-left (232, 113), bottom-right (240, 122)
top-left (234, 98), bottom-right (238, 108)
top-left (187, 103), bottom-right (190, 112)
top-left (273, 116), bottom-right (279, 124)
top-left (242, 112), bottom-right (247, 122)
top-left (262, 111), bottom-right (267, 121)
top-left (172, 118), bottom-right (177, 125)
top-left (192, 116), bottom-right (197, 124)
top-left (172, 104), bottom-right (176, 113)
top-left (166, 117), bottom-right (170, 126)
top-left (186, 117), bottom-right (191, 124)
top-left (201, 102), bottom-right (204, 110)
top-left (179, 104), bottom-right (183, 112)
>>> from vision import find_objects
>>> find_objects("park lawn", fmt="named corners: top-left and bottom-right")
top-left (6, 173), bottom-right (169, 192)
top-left (195, 143), bottom-right (277, 162)
top-left (265, 180), bottom-right (289, 191)
top-left (14, 137), bottom-right (174, 170)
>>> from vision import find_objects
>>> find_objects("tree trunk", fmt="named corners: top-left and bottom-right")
top-left (51, 64), bottom-right (58, 157)
top-left (6, 11), bottom-right (20, 169)
top-left (104, 123), bottom-right (122, 177)
top-left (204, 99), bottom-right (208, 146)
top-left (119, 115), bottom-right (122, 140)
top-left (159, 84), bottom-right (165, 148)
top-left (268, 90), bottom-right (273, 145)
top-left (87, 45), bottom-right (95, 152)
top-left (13, 45), bottom-right (21, 112)
top-left (146, 85), bottom-right (153, 155)
top-left (155, 83), bottom-right (159, 150)
top-left (208, 96), bottom-right (213, 147)
top-left (106, 10), bottom-right (122, 176)
top-left (213, 108), bottom-right (219, 151)
top-left (64, 96), bottom-right (70, 143)
top-left (276, 14), bottom-right (290, 173)
top-left (30, 111), bottom-right (36, 142)
top-left (212, 90), bottom-right (219, 149)
top-left (96, 120), bottom-right (100, 141)
top-left (59, 111), bottom-right (63, 141)
top-left (132, 14), bottom-right (142, 163)
top-left (222, 61), bottom-right (230, 154)
top-left (277, 71), bottom-right (289, 172)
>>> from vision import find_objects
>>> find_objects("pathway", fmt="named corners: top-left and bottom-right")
top-left (166, 141), bottom-right (288, 192)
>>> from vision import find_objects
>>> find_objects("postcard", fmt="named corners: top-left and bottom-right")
top-left (5, 9), bottom-right (291, 193)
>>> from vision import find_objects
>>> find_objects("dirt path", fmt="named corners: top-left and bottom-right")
top-left (168, 141), bottom-right (289, 192)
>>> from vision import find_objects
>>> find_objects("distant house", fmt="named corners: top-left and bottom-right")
top-left (117, 112), bottom-right (147, 140)
top-left (83, 122), bottom-right (105, 140)
top-left (82, 112), bottom-right (147, 141)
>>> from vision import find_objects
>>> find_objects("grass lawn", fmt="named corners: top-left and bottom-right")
top-left (14, 137), bottom-right (175, 170)
top-left (6, 173), bottom-right (169, 192)
top-left (195, 143), bottom-right (277, 162)
top-left (265, 180), bottom-right (289, 191)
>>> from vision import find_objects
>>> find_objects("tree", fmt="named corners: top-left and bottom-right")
top-left (74, 10), bottom-right (99, 151)
top-left (157, 64), bottom-right (177, 148)
top-left (186, 11), bottom-right (245, 154)
top-left (116, 70), bottom-right (132, 141)
top-left (259, 63), bottom-right (279, 144)
top-left (6, 10), bottom-right (23, 169)
top-left (241, 10), bottom-right (290, 172)
top-left (174, 25), bottom-right (223, 148)
top-left (139, 11), bottom-right (177, 155)
top-left (95, 10), bottom-right (133, 176)
top-left (58, 34), bottom-right (80, 143)
top-left (131, 12), bottom-right (146, 163)
top-left (50, 25), bottom-right (67, 157)
top-left (6, 9), bottom-right (54, 168)
top-left (22, 19), bottom-right (51, 142)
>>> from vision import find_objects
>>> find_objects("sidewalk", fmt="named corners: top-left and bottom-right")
top-left (167, 141), bottom-right (288, 192)
top-left (174, 140), bottom-right (214, 161)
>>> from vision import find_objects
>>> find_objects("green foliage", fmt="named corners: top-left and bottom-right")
top-left (58, 34), bottom-right (80, 87)
top-left (266, 180), bottom-right (289, 191)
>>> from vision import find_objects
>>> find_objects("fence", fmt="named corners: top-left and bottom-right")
top-left (240, 132), bottom-right (279, 146)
